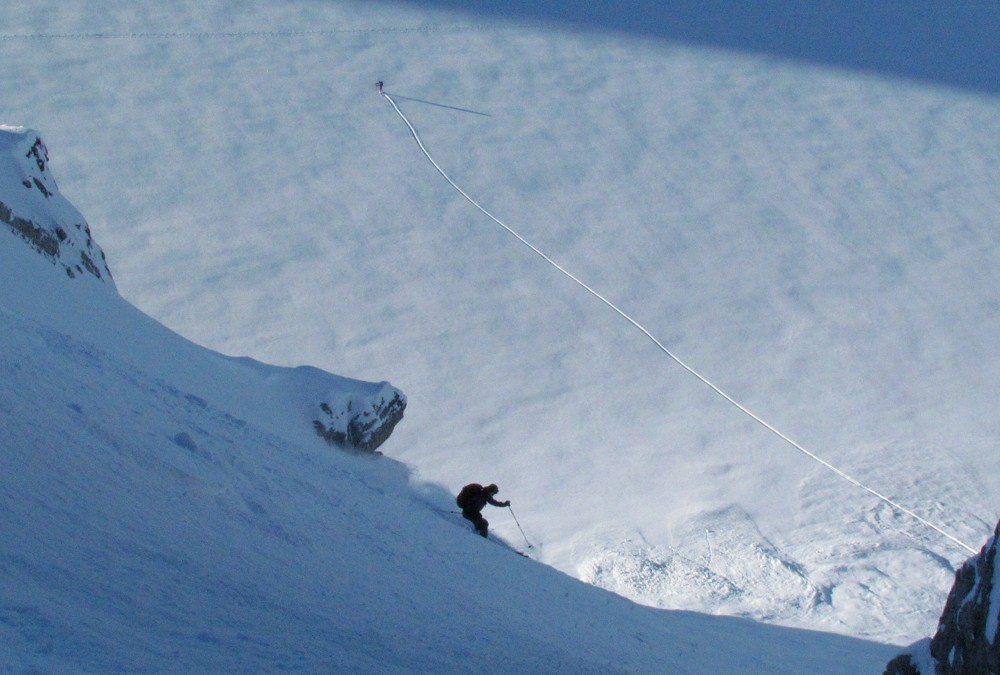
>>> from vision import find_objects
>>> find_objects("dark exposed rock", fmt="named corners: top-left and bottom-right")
top-left (313, 389), bottom-right (406, 454)
top-left (883, 652), bottom-right (922, 675)
top-left (0, 128), bottom-right (114, 284)
top-left (928, 521), bottom-right (1000, 674)
top-left (884, 522), bottom-right (1000, 674)
top-left (0, 199), bottom-right (61, 257)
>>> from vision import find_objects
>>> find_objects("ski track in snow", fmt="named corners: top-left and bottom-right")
top-left (381, 91), bottom-right (977, 556)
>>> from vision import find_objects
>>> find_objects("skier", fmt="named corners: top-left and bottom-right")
top-left (376, 80), bottom-right (384, 94)
top-left (456, 483), bottom-right (510, 538)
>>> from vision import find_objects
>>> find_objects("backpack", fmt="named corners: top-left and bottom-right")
top-left (456, 483), bottom-right (482, 510)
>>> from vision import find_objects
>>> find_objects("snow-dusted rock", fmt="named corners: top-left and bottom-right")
top-left (0, 126), bottom-right (114, 284)
top-left (313, 381), bottom-right (406, 453)
top-left (885, 521), bottom-right (1000, 675)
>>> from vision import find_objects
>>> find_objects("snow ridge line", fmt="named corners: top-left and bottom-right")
top-left (381, 92), bottom-right (978, 556)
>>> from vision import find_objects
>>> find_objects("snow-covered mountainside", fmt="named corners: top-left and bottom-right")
top-left (0, 125), bottom-right (405, 456)
top-left (0, 127), bottom-right (899, 673)
top-left (3, 0), bottom-right (999, 651)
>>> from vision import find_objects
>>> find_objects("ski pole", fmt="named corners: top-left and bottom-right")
top-left (507, 506), bottom-right (532, 549)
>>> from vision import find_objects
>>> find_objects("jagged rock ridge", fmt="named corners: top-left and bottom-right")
top-left (885, 521), bottom-right (1000, 675)
top-left (0, 126), bottom-right (114, 283)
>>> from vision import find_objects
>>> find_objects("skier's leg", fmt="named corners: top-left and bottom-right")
top-left (462, 509), bottom-right (489, 537)
top-left (462, 509), bottom-right (483, 534)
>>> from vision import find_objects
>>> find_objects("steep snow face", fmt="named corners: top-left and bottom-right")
top-left (0, 135), bottom-right (892, 675)
top-left (0, 251), bottom-right (897, 673)
top-left (3, 0), bottom-right (999, 648)
top-left (0, 126), bottom-right (113, 284)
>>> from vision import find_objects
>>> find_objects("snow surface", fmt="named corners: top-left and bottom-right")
top-left (0, 140), bottom-right (894, 675)
top-left (2, 0), bottom-right (1000, 661)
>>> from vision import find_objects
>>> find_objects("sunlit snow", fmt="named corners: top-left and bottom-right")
top-left (2, 0), bottom-right (999, 670)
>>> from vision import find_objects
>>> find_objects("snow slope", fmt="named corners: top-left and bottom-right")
top-left (3, 0), bottom-right (999, 648)
top-left (0, 136), bottom-right (897, 674)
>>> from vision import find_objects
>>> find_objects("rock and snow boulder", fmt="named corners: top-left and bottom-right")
top-left (0, 126), bottom-right (114, 284)
top-left (885, 521), bottom-right (1000, 675)
top-left (313, 385), bottom-right (406, 453)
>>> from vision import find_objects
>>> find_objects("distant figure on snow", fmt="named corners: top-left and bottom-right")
top-left (456, 483), bottom-right (510, 538)
top-left (376, 80), bottom-right (384, 94)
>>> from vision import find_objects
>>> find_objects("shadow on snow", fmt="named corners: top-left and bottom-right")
top-left (388, 0), bottom-right (1000, 96)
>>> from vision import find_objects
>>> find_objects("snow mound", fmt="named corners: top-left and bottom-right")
top-left (581, 507), bottom-right (811, 618)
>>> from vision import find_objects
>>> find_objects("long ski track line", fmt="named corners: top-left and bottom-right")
top-left (381, 91), bottom-right (978, 556)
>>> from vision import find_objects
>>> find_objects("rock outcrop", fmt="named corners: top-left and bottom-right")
top-left (313, 385), bottom-right (406, 454)
top-left (0, 126), bottom-right (114, 284)
top-left (885, 521), bottom-right (1000, 675)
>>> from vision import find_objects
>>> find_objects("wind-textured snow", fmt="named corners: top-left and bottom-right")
top-left (2, 0), bottom-right (999, 666)
top-left (0, 145), bottom-right (893, 675)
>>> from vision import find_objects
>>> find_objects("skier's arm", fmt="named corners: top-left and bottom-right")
top-left (488, 497), bottom-right (511, 507)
